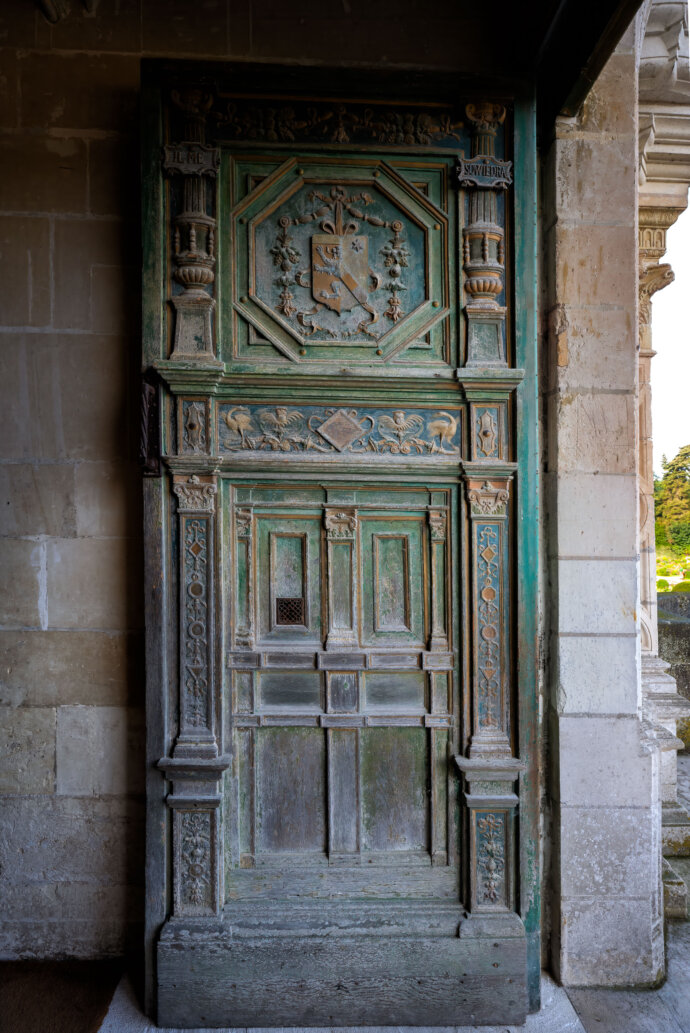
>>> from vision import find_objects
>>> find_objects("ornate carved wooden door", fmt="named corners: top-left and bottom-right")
top-left (144, 67), bottom-right (538, 1028)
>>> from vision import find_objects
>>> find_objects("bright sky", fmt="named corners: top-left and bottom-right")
top-left (651, 203), bottom-right (690, 476)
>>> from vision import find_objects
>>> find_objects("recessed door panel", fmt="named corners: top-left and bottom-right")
top-left (361, 516), bottom-right (426, 647)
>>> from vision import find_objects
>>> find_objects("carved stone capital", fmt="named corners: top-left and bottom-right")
top-left (174, 474), bottom-right (217, 513)
top-left (466, 478), bottom-right (510, 516)
top-left (639, 261), bottom-right (675, 327)
top-left (324, 508), bottom-right (357, 540)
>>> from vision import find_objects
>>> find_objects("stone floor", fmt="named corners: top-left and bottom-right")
top-left (97, 755), bottom-right (690, 1033)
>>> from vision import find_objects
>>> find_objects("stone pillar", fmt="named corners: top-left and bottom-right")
top-left (638, 209), bottom-right (690, 857)
top-left (545, 30), bottom-right (664, 985)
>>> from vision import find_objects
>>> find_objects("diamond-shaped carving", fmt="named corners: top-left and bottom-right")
top-left (480, 545), bottom-right (497, 564)
top-left (315, 409), bottom-right (366, 452)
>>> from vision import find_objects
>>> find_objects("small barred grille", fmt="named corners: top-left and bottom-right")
top-left (276, 597), bottom-right (305, 625)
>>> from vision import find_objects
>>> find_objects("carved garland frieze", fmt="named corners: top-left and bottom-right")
top-left (215, 98), bottom-right (464, 148)
top-left (476, 811), bottom-right (507, 906)
top-left (179, 810), bottom-right (213, 911)
top-left (219, 405), bottom-right (460, 457)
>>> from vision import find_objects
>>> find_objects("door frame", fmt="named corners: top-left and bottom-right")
top-left (141, 59), bottom-right (540, 1023)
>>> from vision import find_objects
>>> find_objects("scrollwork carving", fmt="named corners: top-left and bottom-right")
top-left (467, 479), bottom-right (510, 516)
top-left (174, 474), bottom-right (217, 513)
top-left (325, 508), bottom-right (358, 540)
top-left (180, 810), bottom-right (213, 909)
top-left (476, 812), bottom-right (506, 905)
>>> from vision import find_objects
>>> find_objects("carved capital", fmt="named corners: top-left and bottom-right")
top-left (639, 261), bottom-right (674, 326)
top-left (324, 508), bottom-right (357, 540)
top-left (174, 474), bottom-right (217, 513)
top-left (428, 509), bottom-right (447, 542)
top-left (235, 507), bottom-right (253, 539)
top-left (465, 102), bottom-right (506, 132)
top-left (466, 478), bottom-right (510, 516)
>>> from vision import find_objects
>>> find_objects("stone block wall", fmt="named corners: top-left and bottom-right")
top-left (0, 1), bottom-right (146, 958)
top-left (543, 26), bottom-right (665, 985)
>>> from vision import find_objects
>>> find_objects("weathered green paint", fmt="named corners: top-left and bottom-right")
top-left (514, 94), bottom-right (542, 1012)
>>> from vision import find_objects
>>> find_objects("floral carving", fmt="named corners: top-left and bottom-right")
top-left (174, 474), bottom-right (217, 513)
top-left (476, 524), bottom-right (500, 729)
top-left (183, 518), bottom-right (210, 728)
top-left (476, 812), bottom-right (506, 905)
top-left (380, 220), bottom-right (410, 322)
top-left (180, 810), bottom-right (212, 909)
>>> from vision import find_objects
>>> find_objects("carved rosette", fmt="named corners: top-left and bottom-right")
top-left (458, 103), bottom-right (511, 366)
top-left (164, 89), bottom-right (220, 360)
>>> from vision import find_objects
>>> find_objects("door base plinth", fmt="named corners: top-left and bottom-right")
top-left (157, 919), bottom-right (528, 1028)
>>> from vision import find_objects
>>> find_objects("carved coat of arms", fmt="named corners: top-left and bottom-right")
top-left (312, 234), bottom-right (369, 314)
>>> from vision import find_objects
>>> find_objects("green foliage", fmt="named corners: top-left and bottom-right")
top-left (672, 580), bottom-right (690, 592)
top-left (657, 579), bottom-right (670, 591)
top-left (656, 445), bottom-right (690, 537)
top-left (656, 519), bottom-right (670, 550)
top-left (667, 520), bottom-right (690, 554)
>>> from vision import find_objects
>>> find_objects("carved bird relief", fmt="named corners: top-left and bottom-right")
top-left (222, 406), bottom-right (254, 448)
top-left (427, 411), bottom-right (459, 454)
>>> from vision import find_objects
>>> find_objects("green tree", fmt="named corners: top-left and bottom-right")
top-left (656, 445), bottom-right (690, 531)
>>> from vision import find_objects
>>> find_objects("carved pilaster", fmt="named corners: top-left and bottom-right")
top-left (457, 103), bottom-right (512, 367)
top-left (324, 508), bottom-right (358, 651)
top-left (428, 509), bottom-right (449, 652)
top-left (465, 476), bottom-right (511, 758)
top-left (455, 756), bottom-right (524, 916)
top-left (173, 475), bottom-right (218, 755)
top-left (164, 89), bottom-right (220, 361)
top-left (234, 506), bottom-right (254, 649)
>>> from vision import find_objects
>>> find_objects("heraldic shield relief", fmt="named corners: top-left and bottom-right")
top-left (233, 158), bottom-right (450, 363)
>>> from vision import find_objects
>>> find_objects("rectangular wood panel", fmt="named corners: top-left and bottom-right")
top-left (255, 727), bottom-right (327, 855)
top-left (360, 727), bottom-right (429, 853)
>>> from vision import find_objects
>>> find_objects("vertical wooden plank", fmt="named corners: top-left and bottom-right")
top-left (429, 509), bottom-right (449, 650)
top-left (328, 729), bottom-right (359, 856)
top-left (234, 507), bottom-right (253, 648)
top-left (514, 93), bottom-right (541, 1012)
top-left (430, 729), bottom-right (448, 866)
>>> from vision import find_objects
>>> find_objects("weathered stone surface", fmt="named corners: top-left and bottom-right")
top-left (0, 795), bottom-right (143, 886)
top-left (558, 898), bottom-right (664, 986)
top-left (0, 216), bottom-right (51, 328)
top-left (557, 717), bottom-right (652, 808)
top-left (554, 632), bottom-right (638, 714)
top-left (142, 0), bottom-right (230, 54)
top-left (545, 307), bottom-right (637, 394)
top-left (46, 537), bottom-right (142, 630)
top-left (0, 538), bottom-right (42, 627)
top-left (0, 630), bottom-right (142, 708)
top-left (0, 706), bottom-right (55, 793)
top-left (74, 462), bottom-right (140, 538)
top-left (56, 705), bottom-right (145, 796)
top-left (557, 559), bottom-right (638, 637)
top-left (547, 390), bottom-right (637, 475)
top-left (53, 220), bottom-right (138, 334)
top-left (0, 463), bottom-right (76, 537)
top-left (549, 472), bottom-right (637, 559)
top-left (0, 133), bottom-right (87, 213)
top-left (18, 52), bottom-right (140, 132)
top-left (559, 806), bottom-right (654, 897)
top-left (89, 136), bottom-right (139, 218)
